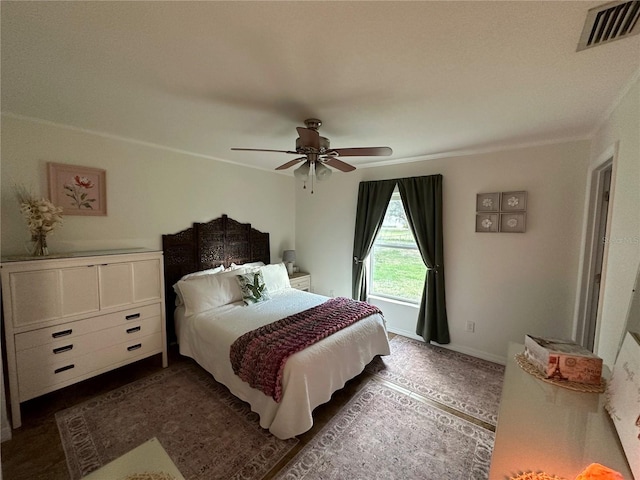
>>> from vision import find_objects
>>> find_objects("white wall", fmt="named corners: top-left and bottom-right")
top-left (0, 115), bottom-right (296, 260)
top-left (296, 141), bottom-right (591, 364)
top-left (589, 76), bottom-right (640, 367)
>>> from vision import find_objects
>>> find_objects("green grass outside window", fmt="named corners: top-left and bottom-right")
top-left (371, 227), bottom-right (426, 302)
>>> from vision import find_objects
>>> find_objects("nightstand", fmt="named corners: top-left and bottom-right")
top-left (289, 272), bottom-right (311, 291)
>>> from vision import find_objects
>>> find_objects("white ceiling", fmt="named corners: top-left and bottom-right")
top-left (2, 1), bottom-right (639, 173)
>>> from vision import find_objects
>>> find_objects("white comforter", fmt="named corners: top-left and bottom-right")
top-left (175, 288), bottom-right (390, 439)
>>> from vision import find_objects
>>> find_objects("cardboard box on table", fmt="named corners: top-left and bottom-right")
top-left (524, 335), bottom-right (603, 385)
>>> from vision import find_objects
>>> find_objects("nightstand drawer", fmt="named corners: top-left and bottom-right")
top-left (289, 273), bottom-right (311, 291)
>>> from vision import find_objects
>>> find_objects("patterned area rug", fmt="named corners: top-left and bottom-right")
top-left (56, 362), bottom-right (298, 480)
top-left (367, 335), bottom-right (505, 426)
top-left (274, 380), bottom-right (495, 480)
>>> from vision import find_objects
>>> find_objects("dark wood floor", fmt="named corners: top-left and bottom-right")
top-left (1, 337), bottom-right (392, 480)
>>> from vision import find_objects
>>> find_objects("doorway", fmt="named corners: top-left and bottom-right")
top-left (577, 158), bottom-right (613, 351)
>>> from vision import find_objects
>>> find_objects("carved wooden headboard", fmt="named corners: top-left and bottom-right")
top-left (162, 214), bottom-right (270, 342)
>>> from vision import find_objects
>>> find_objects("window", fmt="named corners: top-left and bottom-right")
top-left (369, 190), bottom-right (426, 303)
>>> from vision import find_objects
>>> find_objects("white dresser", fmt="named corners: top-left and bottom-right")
top-left (1, 249), bottom-right (167, 428)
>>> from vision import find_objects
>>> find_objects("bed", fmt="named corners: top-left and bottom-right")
top-left (162, 215), bottom-right (390, 439)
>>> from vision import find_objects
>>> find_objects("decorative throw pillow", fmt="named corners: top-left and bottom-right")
top-left (236, 270), bottom-right (270, 305)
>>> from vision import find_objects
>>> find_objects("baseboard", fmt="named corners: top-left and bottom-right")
top-left (1, 423), bottom-right (12, 443)
top-left (436, 342), bottom-right (507, 366)
top-left (386, 326), bottom-right (423, 342)
top-left (386, 326), bottom-right (507, 365)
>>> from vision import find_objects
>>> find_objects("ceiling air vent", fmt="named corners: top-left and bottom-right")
top-left (577, 0), bottom-right (640, 51)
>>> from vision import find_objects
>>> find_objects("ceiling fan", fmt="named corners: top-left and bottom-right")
top-left (231, 119), bottom-right (392, 191)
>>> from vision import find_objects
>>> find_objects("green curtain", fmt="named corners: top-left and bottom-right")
top-left (397, 175), bottom-right (450, 344)
top-left (352, 179), bottom-right (396, 300)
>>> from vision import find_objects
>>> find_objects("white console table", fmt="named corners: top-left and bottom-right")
top-left (490, 343), bottom-right (632, 479)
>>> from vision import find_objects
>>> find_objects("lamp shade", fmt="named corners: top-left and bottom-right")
top-left (294, 163), bottom-right (310, 181)
top-left (283, 250), bottom-right (296, 263)
top-left (315, 162), bottom-right (332, 181)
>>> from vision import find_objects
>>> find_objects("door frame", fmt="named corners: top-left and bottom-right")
top-left (574, 142), bottom-right (618, 351)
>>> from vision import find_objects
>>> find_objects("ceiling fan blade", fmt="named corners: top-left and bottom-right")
top-left (275, 157), bottom-right (306, 170)
top-left (296, 127), bottom-right (320, 149)
top-left (324, 157), bottom-right (356, 172)
top-left (330, 147), bottom-right (392, 157)
top-left (231, 148), bottom-right (298, 154)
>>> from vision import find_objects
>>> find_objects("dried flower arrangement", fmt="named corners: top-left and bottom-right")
top-left (15, 184), bottom-right (63, 256)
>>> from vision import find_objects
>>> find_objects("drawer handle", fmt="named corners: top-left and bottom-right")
top-left (53, 345), bottom-right (73, 354)
top-left (125, 313), bottom-right (141, 321)
top-left (126, 326), bottom-right (141, 334)
top-left (52, 329), bottom-right (72, 338)
top-left (54, 364), bottom-right (75, 374)
top-left (127, 343), bottom-right (142, 352)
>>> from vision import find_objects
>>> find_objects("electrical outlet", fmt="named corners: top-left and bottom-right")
top-left (465, 321), bottom-right (475, 333)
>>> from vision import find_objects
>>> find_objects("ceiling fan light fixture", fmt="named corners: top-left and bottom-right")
top-left (294, 162), bottom-right (310, 181)
top-left (231, 119), bottom-right (392, 184)
top-left (315, 162), bottom-right (332, 181)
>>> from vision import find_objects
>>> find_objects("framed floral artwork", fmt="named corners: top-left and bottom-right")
top-left (500, 213), bottom-right (526, 233)
top-left (476, 192), bottom-right (500, 212)
top-left (475, 213), bottom-right (499, 232)
top-left (501, 191), bottom-right (527, 212)
top-left (48, 162), bottom-right (107, 216)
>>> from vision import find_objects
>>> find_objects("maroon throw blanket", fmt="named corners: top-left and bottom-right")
top-left (230, 297), bottom-right (382, 402)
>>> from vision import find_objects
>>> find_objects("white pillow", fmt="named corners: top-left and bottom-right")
top-left (181, 265), bottom-right (225, 280)
top-left (177, 265), bottom-right (260, 316)
top-left (173, 265), bottom-right (225, 306)
top-left (228, 261), bottom-right (265, 270)
top-left (259, 263), bottom-right (291, 293)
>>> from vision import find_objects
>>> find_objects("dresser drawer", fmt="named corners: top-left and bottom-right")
top-left (14, 303), bottom-right (162, 352)
top-left (18, 332), bottom-right (163, 402)
top-left (94, 331), bottom-right (163, 370)
top-left (16, 315), bottom-right (161, 371)
top-left (18, 352), bottom-right (96, 401)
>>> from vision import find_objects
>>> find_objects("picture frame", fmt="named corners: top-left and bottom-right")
top-left (501, 191), bottom-right (527, 212)
top-left (499, 213), bottom-right (526, 233)
top-left (475, 213), bottom-right (499, 233)
top-left (476, 192), bottom-right (500, 212)
top-left (48, 162), bottom-right (107, 216)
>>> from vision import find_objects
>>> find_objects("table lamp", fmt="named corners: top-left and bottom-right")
top-left (283, 250), bottom-right (296, 275)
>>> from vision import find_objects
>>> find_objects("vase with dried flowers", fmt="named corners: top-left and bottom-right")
top-left (15, 185), bottom-right (63, 256)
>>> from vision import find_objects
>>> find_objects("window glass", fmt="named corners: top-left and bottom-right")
top-left (370, 191), bottom-right (426, 303)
